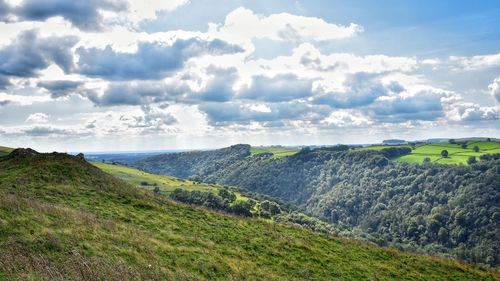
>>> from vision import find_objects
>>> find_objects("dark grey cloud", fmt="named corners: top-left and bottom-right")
top-left (88, 66), bottom-right (240, 106)
top-left (370, 90), bottom-right (444, 122)
top-left (196, 67), bottom-right (238, 102)
top-left (14, 0), bottom-right (128, 31)
top-left (0, 74), bottom-right (9, 89)
top-left (239, 74), bottom-right (313, 102)
top-left (89, 81), bottom-right (189, 106)
top-left (0, 30), bottom-right (78, 78)
top-left (22, 125), bottom-right (70, 136)
top-left (77, 38), bottom-right (244, 80)
top-left (313, 73), bottom-right (388, 108)
top-left (0, 0), bottom-right (9, 21)
top-left (38, 80), bottom-right (83, 98)
top-left (0, 100), bottom-right (10, 106)
top-left (199, 101), bottom-right (330, 125)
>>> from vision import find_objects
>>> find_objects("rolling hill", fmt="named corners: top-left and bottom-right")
top-left (1, 149), bottom-right (499, 280)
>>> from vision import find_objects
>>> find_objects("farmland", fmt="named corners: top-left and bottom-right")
top-left (360, 141), bottom-right (500, 165)
top-left (250, 146), bottom-right (299, 158)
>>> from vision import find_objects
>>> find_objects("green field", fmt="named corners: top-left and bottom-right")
top-left (93, 162), bottom-right (248, 201)
top-left (1, 152), bottom-right (498, 280)
top-left (358, 145), bottom-right (411, 151)
top-left (398, 141), bottom-right (500, 164)
top-left (250, 146), bottom-right (299, 159)
top-left (360, 141), bottom-right (500, 164)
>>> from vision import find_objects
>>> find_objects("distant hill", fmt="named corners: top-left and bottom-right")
top-left (133, 145), bottom-right (500, 266)
top-left (135, 144), bottom-right (251, 178)
top-left (383, 139), bottom-right (407, 145)
top-left (5, 149), bottom-right (498, 279)
top-left (0, 145), bottom-right (13, 157)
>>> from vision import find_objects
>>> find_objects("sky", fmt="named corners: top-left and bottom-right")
top-left (0, 0), bottom-right (499, 152)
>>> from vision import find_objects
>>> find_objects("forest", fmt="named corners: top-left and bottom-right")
top-left (134, 144), bottom-right (500, 266)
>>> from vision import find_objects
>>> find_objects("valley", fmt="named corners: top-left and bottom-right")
top-left (133, 141), bottom-right (500, 267)
top-left (2, 149), bottom-right (498, 280)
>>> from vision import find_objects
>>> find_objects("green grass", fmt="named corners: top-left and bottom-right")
top-left (358, 145), bottom-right (411, 151)
top-left (0, 154), bottom-right (500, 280)
top-left (0, 146), bottom-right (13, 157)
top-left (93, 162), bottom-right (248, 201)
top-left (93, 162), bottom-right (219, 194)
top-left (361, 141), bottom-right (500, 165)
top-left (1, 153), bottom-right (498, 280)
top-left (250, 146), bottom-right (299, 159)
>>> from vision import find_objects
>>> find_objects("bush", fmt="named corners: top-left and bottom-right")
top-left (467, 156), bottom-right (477, 165)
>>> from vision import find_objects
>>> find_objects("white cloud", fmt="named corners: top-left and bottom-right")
top-left (296, 43), bottom-right (417, 73)
top-left (450, 53), bottom-right (500, 70)
top-left (126, 0), bottom-right (189, 22)
top-left (488, 77), bottom-right (500, 103)
top-left (214, 7), bottom-right (362, 43)
top-left (322, 109), bottom-right (372, 127)
top-left (25, 112), bottom-right (50, 123)
top-left (446, 102), bottom-right (500, 121)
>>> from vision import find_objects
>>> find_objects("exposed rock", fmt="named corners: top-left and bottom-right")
top-left (8, 148), bottom-right (39, 158)
top-left (76, 153), bottom-right (85, 160)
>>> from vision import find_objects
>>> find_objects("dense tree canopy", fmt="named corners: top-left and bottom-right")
top-left (134, 145), bottom-right (500, 266)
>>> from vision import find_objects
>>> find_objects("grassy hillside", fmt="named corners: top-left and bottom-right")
top-left (360, 141), bottom-right (500, 164)
top-left (93, 162), bottom-right (221, 194)
top-left (250, 146), bottom-right (299, 159)
top-left (0, 146), bottom-right (13, 157)
top-left (1, 150), bottom-right (498, 280)
top-left (93, 161), bottom-right (248, 201)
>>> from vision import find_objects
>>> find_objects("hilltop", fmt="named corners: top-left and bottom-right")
top-left (0, 148), bottom-right (498, 280)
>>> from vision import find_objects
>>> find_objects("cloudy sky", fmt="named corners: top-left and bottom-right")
top-left (0, 0), bottom-right (499, 152)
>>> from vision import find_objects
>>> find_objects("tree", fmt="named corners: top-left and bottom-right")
top-left (423, 157), bottom-right (431, 164)
top-left (231, 200), bottom-right (255, 216)
top-left (218, 188), bottom-right (236, 202)
top-left (467, 156), bottom-right (477, 165)
top-left (441, 150), bottom-right (448, 157)
top-left (487, 138), bottom-right (491, 142)
top-left (473, 146), bottom-right (479, 152)
top-left (153, 186), bottom-right (161, 194)
top-left (259, 200), bottom-right (281, 218)
top-left (448, 139), bottom-right (456, 144)
top-left (461, 143), bottom-right (467, 149)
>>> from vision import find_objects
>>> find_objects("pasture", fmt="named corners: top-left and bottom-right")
top-left (359, 141), bottom-right (500, 165)
top-left (93, 161), bottom-right (247, 200)
top-left (250, 146), bottom-right (299, 158)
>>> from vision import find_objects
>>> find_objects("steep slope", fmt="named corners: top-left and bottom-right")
top-left (1, 149), bottom-right (498, 280)
top-left (133, 146), bottom-right (500, 266)
top-left (135, 144), bottom-right (250, 178)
